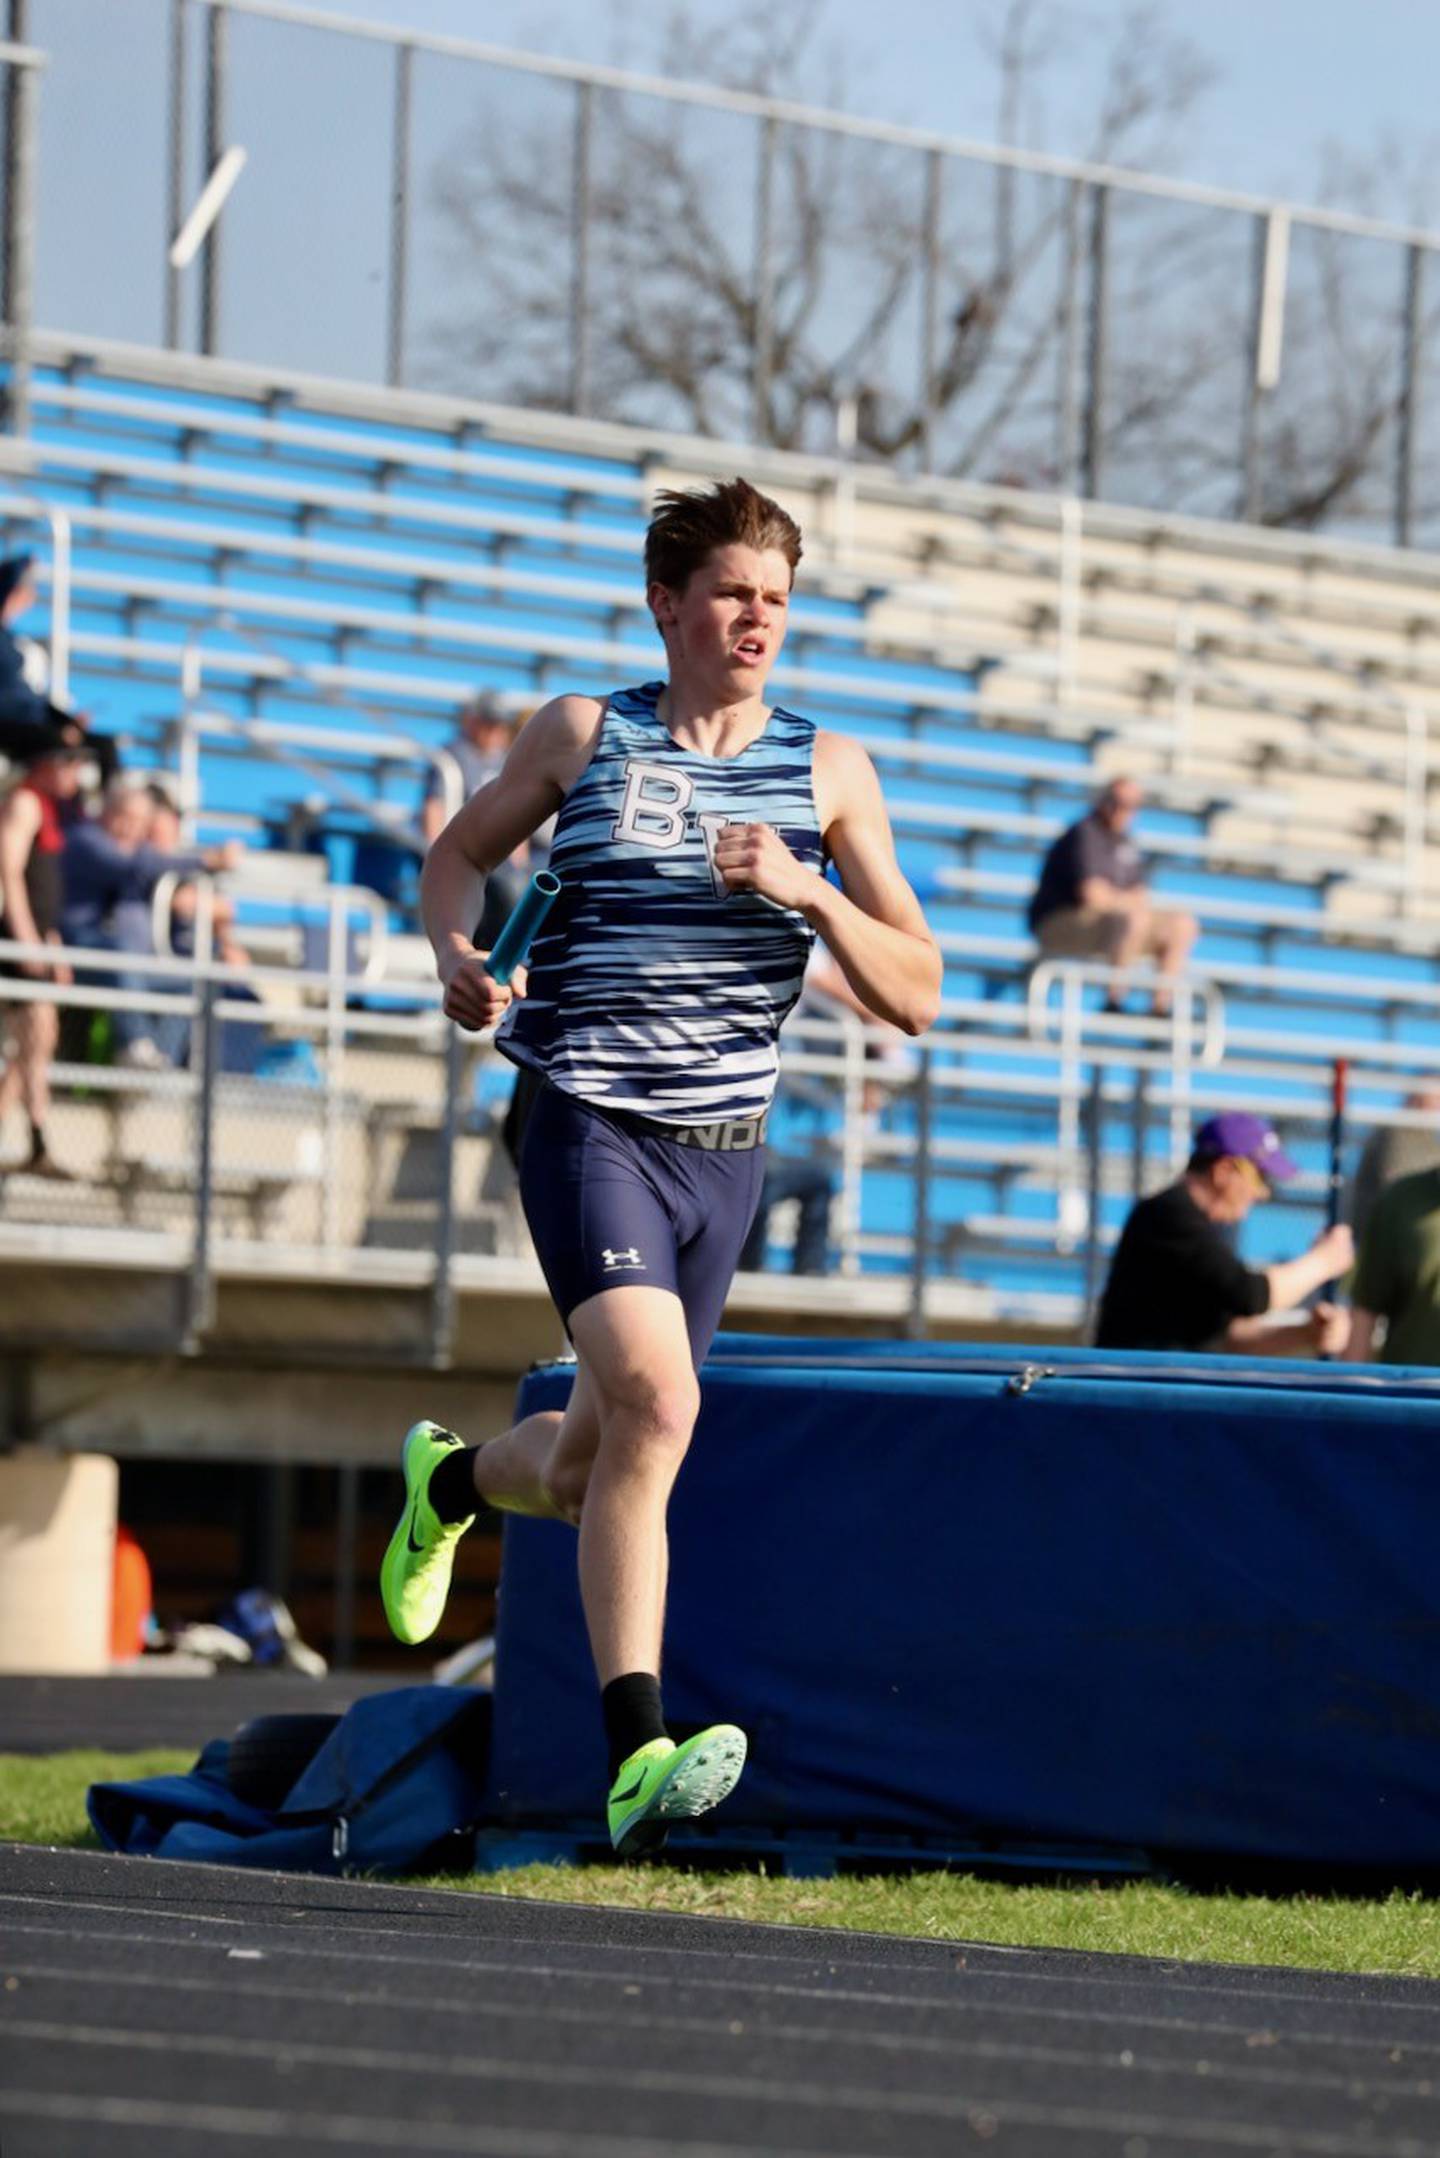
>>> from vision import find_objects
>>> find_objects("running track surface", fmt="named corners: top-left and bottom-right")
top-left (7, 1844), bottom-right (1440, 2157)
top-left (5, 1679), bottom-right (1440, 2155)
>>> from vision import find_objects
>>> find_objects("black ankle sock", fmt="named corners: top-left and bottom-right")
top-left (428, 1445), bottom-right (481, 1523)
top-left (603, 1672), bottom-right (667, 1781)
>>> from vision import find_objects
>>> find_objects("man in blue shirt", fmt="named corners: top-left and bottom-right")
top-left (62, 778), bottom-right (239, 1065)
top-left (1028, 777), bottom-right (1197, 1015)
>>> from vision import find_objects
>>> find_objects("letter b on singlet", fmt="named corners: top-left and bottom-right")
top-left (611, 759), bottom-right (693, 849)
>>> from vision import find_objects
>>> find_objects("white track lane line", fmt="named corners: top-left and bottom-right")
top-left (0, 2078), bottom-right (1430, 2158)
top-left (0, 2090), bottom-right (857, 2158)
top-left (0, 1912), bottom-right (1432, 2057)
top-left (2, 1989), bottom-right (1438, 2106)
top-left (6, 1864), bottom-right (1440, 2017)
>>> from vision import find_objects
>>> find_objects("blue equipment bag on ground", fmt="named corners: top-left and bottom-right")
top-left (88, 1685), bottom-right (488, 1875)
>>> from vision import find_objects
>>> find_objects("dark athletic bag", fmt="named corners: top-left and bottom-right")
top-left (87, 1685), bottom-right (490, 1876)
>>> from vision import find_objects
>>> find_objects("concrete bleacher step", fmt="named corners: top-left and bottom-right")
top-left (361, 1199), bottom-right (525, 1258)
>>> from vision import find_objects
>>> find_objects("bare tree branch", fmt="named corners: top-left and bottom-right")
top-left (417, 0), bottom-right (1424, 538)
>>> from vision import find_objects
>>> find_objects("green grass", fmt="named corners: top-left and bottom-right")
top-left (0, 1749), bottom-right (191, 1847)
top-left (9, 1749), bottom-right (1440, 1978)
top-left (421, 1864), bottom-right (1440, 1978)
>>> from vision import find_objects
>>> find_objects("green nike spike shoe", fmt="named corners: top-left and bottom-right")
top-left (607, 1725), bottom-right (748, 1858)
top-left (380, 1421), bottom-right (475, 1646)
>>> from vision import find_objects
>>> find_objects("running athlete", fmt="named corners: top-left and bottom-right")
top-left (382, 478), bottom-right (942, 1854)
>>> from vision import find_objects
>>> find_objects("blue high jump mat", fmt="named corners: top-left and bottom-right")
top-left (481, 1337), bottom-right (1440, 1877)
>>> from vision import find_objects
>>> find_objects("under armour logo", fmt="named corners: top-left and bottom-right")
top-left (602, 1247), bottom-right (644, 1269)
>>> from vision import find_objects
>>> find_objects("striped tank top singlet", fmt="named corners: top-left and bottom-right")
top-left (496, 681), bottom-right (823, 1122)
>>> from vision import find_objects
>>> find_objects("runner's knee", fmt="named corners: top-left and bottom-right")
top-left (597, 1364), bottom-right (700, 1459)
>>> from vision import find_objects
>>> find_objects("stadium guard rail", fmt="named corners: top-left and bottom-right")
top-left (482, 1339), bottom-right (1440, 1877)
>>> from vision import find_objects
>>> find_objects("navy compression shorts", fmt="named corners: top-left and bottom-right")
top-left (518, 1080), bottom-right (766, 1370)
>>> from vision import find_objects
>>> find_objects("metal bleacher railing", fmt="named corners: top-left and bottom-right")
top-left (19, 0), bottom-right (1433, 547)
top-left (4, 931), bottom-right (1440, 1350)
top-left (9, 377), bottom-right (1440, 918)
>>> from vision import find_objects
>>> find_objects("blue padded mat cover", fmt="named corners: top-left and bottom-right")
top-left (487, 1345), bottom-right (1440, 1865)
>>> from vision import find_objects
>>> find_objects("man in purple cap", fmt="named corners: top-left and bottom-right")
top-left (1095, 1111), bottom-right (1353, 1354)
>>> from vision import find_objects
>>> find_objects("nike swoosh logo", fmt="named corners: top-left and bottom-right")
top-left (406, 1504), bottom-right (426, 1555)
top-left (611, 1772), bottom-right (648, 1805)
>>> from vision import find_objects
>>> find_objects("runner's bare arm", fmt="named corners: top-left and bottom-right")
top-left (421, 694), bottom-right (602, 1030)
top-left (712, 732), bottom-right (941, 1035)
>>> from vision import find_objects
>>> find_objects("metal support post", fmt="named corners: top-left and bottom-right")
top-left (1396, 243), bottom-right (1425, 549)
top-left (1169, 990), bottom-right (1194, 1171)
top-left (837, 1013), bottom-right (866, 1276)
top-left (1129, 1062), bottom-right (1149, 1201)
top-left (1080, 1060), bottom-right (1105, 1332)
top-left (321, 894), bottom-right (346, 1247)
top-left (0, 0), bottom-right (26, 314)
top-left (1080, 184), bottom-right (1108, 501)
top-left (428, 1021), bottom-right (463, 1368)
top-left (918, 148), bottom-right (943, 473)
top-left (2, 21), bottom-right (37, 440)
top-left (199, 0), bottom-right (227, 357)
top-left (1241, 213), bottom-right (1267, 523)
top-left (181, 976), bottom-right (219, 1350)
top-left (386, 41), bottom-right (413, 389)
top-left (1171, 605), bottom-right (1196, 775)
top-left (1057, 494), bottom-right (1080, 708)
top-left (905, 1047), bottom-right (934, 1340)
top-left (1055, 967), bottom-right (1084, 1228)
top-left (1243, 209), bottom-right (1289, 523)
top-left (1056, 177), bottom-right (1083, 493)
top-left (570, 78), bottom-right (594, 417)
top-left (1404, 701), bottom-right (1428, 916)
top-left (333, 1460), bottom-right (359, 1670)
top-left (165, 0), bottom-right (188, 348)
top-left (751, 113), bottom-right (777, 444)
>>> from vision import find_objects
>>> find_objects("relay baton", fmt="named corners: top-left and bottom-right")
top-left (485, 870), bottom-right (561, 985)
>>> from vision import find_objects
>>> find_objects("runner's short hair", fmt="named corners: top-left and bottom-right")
top-left (644, 477), bottom-right (803, 593)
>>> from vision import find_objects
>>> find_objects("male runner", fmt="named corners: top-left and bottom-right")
top-left (382, 477), bottom-right (942, 1854)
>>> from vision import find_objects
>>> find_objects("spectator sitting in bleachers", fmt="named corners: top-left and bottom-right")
top-left (421, 690), bottom-right (530, 945)
top-left (142, 783), bottom-right (250, 967)
top-left (1345, 1162), bottom-right (1440, 1366)
top-left (0, 553), bottom-right (117, 783)
top-left (1095, 1112), bottom-right (1352, 1356)
top-left (61, 776), bottom-right (241, 1069)
top-left (0, 740), bottom-right (87, 1175)
top-left (421, 690), bottom-right (514, 847)
top-left (1028, 777), bottom-right (1197, 1017)
top-left (1346, 1088), bottom-right (1440, 1247)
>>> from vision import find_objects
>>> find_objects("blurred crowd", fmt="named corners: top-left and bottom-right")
top-left (0, 549), bottom-right (256, 1175)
